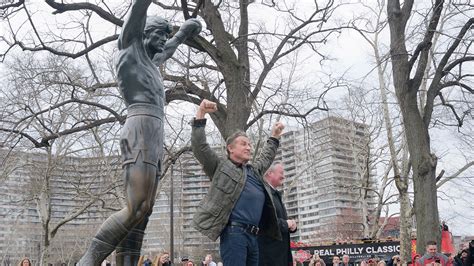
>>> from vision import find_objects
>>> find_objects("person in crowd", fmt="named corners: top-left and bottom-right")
top-left (77, 0), bottom-right (201, 264)
top-left (367, 256), bottom-right (382, 266)
top-left (258, 162), bottom-right (297, 266)
top-left (138, 255), bottom-right (152, 266)
top-left (143, 256), bottom-right (152, 266)
top-left (412, 253), bottom-right (422, 265)
top-left (441, 221), bottom-right (449, 231)
top-left (154, 252), bottom-right (171, 266)
top-left (461, 240), bottom-right (474, 266)
top-left (446, 253), bottom-right (457, 266)
top-left (415, 240), bottom-right (450, 266)
top-left (202, 254), bottom-right (217, 266)
top-left (18, 258), bottom-right (32, 266)
top-left (453, 250), bottom-right (464, 266)
top-left (181, 257), bottom-right (192, 266)
top-left (454, 248), bottom-right (470, 266)
top-left (366, 259), bottom-right (377, 266)
top-left (332, 256), bottom-right (341, 266)
top-left (309, 254), bottom-right (326, 266)
top-left (190, 99), bottom-right (285, 266)
top-left (342, 255), bottom-right (352, 266)
top-left (387, 254), bottom-right (403, 266)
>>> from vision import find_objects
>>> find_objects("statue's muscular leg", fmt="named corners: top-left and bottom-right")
top-left (116, 162), bottom-right (161, 266)
top-left (78, 158), bottom-right (158, 266)
top-left (79, 104), bottom-right (163, 266)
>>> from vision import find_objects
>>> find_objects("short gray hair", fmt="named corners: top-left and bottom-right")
top-left (265, 162), bottom-right (282, 177)
top-left (225, 130), bottom-right (248, 155)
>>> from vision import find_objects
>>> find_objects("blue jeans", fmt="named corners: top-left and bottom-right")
top-left (220, 225), bottom-right (259, 266)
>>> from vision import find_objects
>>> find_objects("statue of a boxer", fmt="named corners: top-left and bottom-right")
top-left (78, 0), bottom-right (201, 265)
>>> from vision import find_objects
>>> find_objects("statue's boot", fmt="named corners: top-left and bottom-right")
top-left (115, 227), bottom-right (146, 266)
top-left (78, 216), bottom-right (130, 266)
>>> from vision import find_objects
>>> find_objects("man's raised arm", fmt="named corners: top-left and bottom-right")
top-left (191, 99), bottom-right (220, 179)
top-left (118, 0), bottom-right (152, 49)
top-left (253, 121), bottom-right (284, 175)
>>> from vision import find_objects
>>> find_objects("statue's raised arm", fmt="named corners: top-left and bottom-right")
top-left (152, 18), bottom-right (202, 65)
top-left (118, 0), bottom-right (151, 50)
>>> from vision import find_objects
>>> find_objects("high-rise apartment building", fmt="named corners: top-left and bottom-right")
top-left (0, 115), bottom-right (375, 264)
top-left (276, 116), bottom-right (376, 244)
top-left (0, 149), bottom-right (121, 265)
top-left (143, 116), bottom-right (376, 254)
top-left (142, 150), bottom-right (221, 260)
top-left (0, 146), bottom-right (219, 264)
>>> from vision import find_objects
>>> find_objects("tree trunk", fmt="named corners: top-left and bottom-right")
top-left (398, 91), bottom-right (440, 253)
top-left (224, 75), bottom-right (252, 138)
top-left (378, 56), bottom-right (414, 261)
top-left (40, 242), bottom-right (50, 266)
top-left (373, 18), bottom-right (414, 256)
top-left (387, 0), bottom-right (442, 252)
top-left (199, 0), bottom-right (252, 138)
top-left (399, 193), bottom-right (412, 262)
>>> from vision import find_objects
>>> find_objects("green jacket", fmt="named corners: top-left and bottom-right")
top-left (191, 119), bottom-right (282, 241)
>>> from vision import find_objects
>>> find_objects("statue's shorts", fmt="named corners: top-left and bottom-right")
top-left (120, 103), bottom-right (164, 171)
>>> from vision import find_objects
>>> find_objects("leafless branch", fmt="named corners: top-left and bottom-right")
top-left (0, 0), bottom-right (24, 10)
top-left (44, 0), bottom-right (123, 26)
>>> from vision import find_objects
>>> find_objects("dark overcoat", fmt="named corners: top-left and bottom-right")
top-left (258, 187), bottom-right (295, 266)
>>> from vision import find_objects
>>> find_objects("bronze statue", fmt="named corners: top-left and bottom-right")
top-left (78, 0), bottom-right (201, 265)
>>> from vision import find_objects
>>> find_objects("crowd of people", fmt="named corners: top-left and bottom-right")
top-left (133, 253), bottom-right (222, 266)
top-left (15, 242), bottom-right (474, 266)
top-left (303, 239), bottom-right (474, 266)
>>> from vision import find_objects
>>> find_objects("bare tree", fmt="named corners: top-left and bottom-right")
top-left (348, 0), bottom-right (474, 257)
top-left (0, 2), bottom-right (351, 258)
top-left (0, 0), bottom-right (346, 144)
top-left (0, 53), bottom-right (123, 264)
top-left (386, 0), bottom-right (473, 252)
top-left (349, 0), bottom-right (414, 260)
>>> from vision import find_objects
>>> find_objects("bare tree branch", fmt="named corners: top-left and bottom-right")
top-left (0, 0), bottom-right (24, 10)
top-left (44, 0), bottom-right (123, 26)
top-left (437, 161), bottom-right (474, 188)
top-left (14, 34), bottom-right (119, 59)
top-left (424, 17), bottom-right (474, 125)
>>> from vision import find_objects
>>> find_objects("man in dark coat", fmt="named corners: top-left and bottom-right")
top-left (258, 162), bottom-right (297, 266)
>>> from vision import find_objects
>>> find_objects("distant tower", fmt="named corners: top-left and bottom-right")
top-left (276, 116), bottom-right (377, 244)
top-left (143, 150), bottom-right (220, 260)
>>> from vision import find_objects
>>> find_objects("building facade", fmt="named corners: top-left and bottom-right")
top-left (142, 150), bottom-right (221, 261)
top-left (0, 149), bottom-right (121, 265)
top-left (276, 116), bottom-right (376, 244)
top-left (0, 116), bottom-right (375, 264)
top-left (143, 116), bottom-right (376, 255)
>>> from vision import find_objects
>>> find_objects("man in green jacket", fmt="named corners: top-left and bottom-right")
top-left (191, 99), bottom-right (284, 266)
